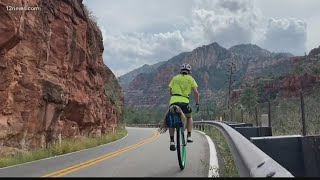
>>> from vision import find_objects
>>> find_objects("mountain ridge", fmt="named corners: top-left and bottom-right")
top-left (120, 42), bottom-right (293, 108)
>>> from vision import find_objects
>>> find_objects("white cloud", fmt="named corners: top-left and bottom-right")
top-left (84, 0), bottom-right (317, 76)
top-left (103, 31), bottom-right (186, 76)
top-left (183, 0), bottom-right (261, 49)
top-left (306, 17), bottom-right (320, 52)
top-left (183, 0), bottom-right (307, 54)
top-left (259, 18), bottom-right (307, 54)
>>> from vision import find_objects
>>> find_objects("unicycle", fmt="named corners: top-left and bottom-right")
top-left (176, 125), bottom-right (187, 170)
top-left (166, 105), bottom-right (187, 170)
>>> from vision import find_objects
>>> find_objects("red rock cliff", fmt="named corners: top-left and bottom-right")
top-left (0, 0), bottom-right (123, 151)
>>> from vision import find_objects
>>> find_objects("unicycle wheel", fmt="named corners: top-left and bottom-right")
top-left (176, 127), bottom-right (187, 170)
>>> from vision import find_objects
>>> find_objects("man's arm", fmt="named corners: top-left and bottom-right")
top-left (192, 87), bottom-right (200, 104)
top-left (169, 77), bottom-right (174, 96)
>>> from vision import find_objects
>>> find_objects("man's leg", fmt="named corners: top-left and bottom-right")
top-left (186, 114), bottom-right (193, 143)
top-left (187, 116), bottom-right (193, 133)
top-left (169, 128), bottom-right (175, 141)
top-left (184, 102), bottom-right (193, 143)
top-left (169, 128), bottom-right (176, 151)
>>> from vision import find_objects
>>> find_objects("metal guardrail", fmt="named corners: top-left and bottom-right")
top-left (193, 120), bottom-right (294, 177)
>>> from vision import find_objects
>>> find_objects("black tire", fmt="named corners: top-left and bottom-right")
top-left (176, 127), bottom-right (186, 170)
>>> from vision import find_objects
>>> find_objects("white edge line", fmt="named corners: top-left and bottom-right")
top-left (205, 134), bottom-right (219, 178)
top-left (194, 129), bottom-right (219, 177)
top-left (194, 130), bottom-right (206, 135)
top-left (0, 129), bottom-right (129, 170)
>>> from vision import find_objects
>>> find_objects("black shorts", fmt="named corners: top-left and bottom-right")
top-left (171, 102), bottom-right (192, 115)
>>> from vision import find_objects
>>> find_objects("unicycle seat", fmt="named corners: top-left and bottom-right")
top-left (166, 105), bottom-right (183, 128)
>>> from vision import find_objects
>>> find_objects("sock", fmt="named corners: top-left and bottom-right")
top-left (170, 136), bottom-right (174, 142)
top-left (188, 132), bottom-right (191, 137)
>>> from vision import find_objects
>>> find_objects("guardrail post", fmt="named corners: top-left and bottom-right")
top-left (300, 91), bottom-right (306, 136)
top-left (268, 100), bottom-right (271, 127)
top-left (230, 108), bottom-right (233, 122)
top-left (241, 108), bottom-right (244, 123)
top-left (255, 106), bottom-right (258, 127)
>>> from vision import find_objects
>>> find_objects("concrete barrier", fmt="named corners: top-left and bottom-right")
top-left (229, 123), bottom-right (253, 129)
top-left (301, 136), bottom-right (320, 177)
top-left (250, 135), bottom-right (304, 177)
top-left (235, 127), bottom-right (272, 140)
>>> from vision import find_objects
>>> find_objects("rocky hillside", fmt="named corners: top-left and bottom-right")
top-left (119, 61), bottom-right (165, 90)
top-left (0, 0), bottom-right (123, 152)
top-left (230, 46), bottom-right (320, 103)
top-left (120, 42), bottom-right (293, 108)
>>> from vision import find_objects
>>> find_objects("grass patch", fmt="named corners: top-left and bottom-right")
top-left (0, 126), bottom-right (128, 168)
top-left (204, 126), bottom-right (239, 177)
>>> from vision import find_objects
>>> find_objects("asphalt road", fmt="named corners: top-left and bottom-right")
top-left (0, 127), bottom-right (211, 177)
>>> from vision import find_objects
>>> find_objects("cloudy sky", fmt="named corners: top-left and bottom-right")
top-left (84, 0), bottom-right (320, 77)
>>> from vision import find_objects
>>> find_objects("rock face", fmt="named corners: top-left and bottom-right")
top-left (0, 0), bottom-right (123, 151)
top-left (120, 43), bottom-right (292, 108)
top-left (309, 46), bottom-right (320, 58)
top-left (237, 73), bottom-right (320, 104)
top-left (119, 61), bottom-right (165, 91)
top-left (231, 47), bottom-right (320, 103)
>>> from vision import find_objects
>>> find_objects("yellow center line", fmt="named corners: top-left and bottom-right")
top-left (41, 130), bottom-right (160, 177)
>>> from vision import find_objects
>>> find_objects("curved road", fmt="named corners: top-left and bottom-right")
top-left (0, 127), bottom-right (212, 177)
